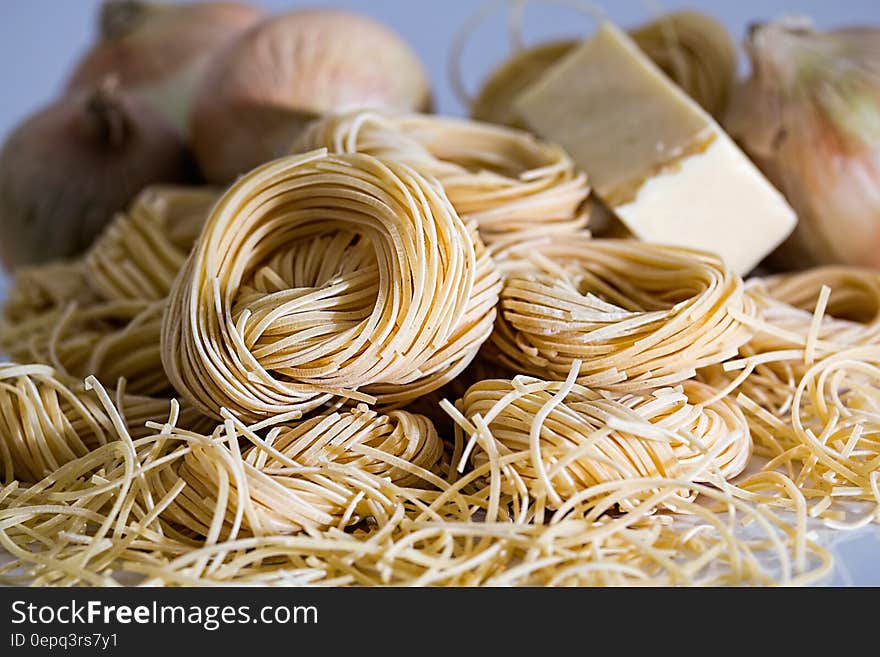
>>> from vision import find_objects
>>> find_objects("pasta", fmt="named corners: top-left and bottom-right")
top-left (293, 110), bottom-right (590, 246)
top-left (489, 236), bottom-right (755, 391)
top-left (0, 111), bottom-right (877, 589)
top-left (0, 362), bottom-right (205, 483)
top-left (2, 300), bottom-right (168, 396)
top-left (161, 405), bottom-right (444, 538)
top-left (0, 374), bottom-right (829, 586)
top-left (161, 149), bottom-right (501, 422)
top-left (451, 370), bottom-right (751, 511)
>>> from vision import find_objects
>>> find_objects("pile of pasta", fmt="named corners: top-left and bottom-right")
top-left (0, 185), bottom-right (218, 396)
top-left (1, 110), bottom-right (878, 586)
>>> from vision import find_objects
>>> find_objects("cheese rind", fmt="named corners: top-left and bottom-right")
top-left (514, 22), bottom-right (797, 275)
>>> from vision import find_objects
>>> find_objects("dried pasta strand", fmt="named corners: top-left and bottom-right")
top-left (0, 373), bottom-right (829, 587)
top-left (162, 149), bottom-right (500, 422)
top-left (293, 110), bottom-right (590, 247)
top-left (489, 236), bottom-right (755, 392)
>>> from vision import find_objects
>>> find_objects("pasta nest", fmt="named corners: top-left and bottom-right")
top-left (704, 266), bottom-right (880, 416)
top-left (84, 185), bottom-right (219, 303)
top-left (159, 406), bottom-right (444, 537)
top-left (0, 186), bottom-right (219, 396)
top-left (293, 110), bottom-right (590, 247)
top-left (489, 236), bottom-right (756, 392)
top-left (161, 149), bottom-right (501, 421)
top-left (0, 362), bottom-right (202, 483)
top-left (452, 373), bottom-right (752, 511)
top-left (1, 300), bottom-right (171, 397)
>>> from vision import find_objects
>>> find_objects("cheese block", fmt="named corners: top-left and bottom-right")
top-left (514, 22), bottom-right (796, 275)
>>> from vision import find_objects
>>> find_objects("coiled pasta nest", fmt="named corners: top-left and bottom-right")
top-left (489, 237), bottom-right (755, 391)
top-left (160, 406), bottom-right (444, 537)
top-left (294, 110), bottom-right (590, 247)
top-left (452, 374), bottom-right (751, 511)
top-left (161, 149), bottom-right (501, 421)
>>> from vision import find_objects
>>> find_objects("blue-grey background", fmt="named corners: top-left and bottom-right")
top-left (0, 1), bottom-right (878, 583)
top-left (1, 0), bottom-right (879, 144)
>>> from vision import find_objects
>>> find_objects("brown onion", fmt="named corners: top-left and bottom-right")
top-left (0, 79), bottom-right (195, 271)
top-left (67, 0), bottom-right (264, 131)
top-left (726, 18), bottom-right (880, 269)
top-left (190, 8), bottom-right (433, 183)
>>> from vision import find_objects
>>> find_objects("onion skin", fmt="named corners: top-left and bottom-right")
top-left (726, 20), bottom-right (880, 270)
top-left (190, 9), bottom-right (433, 183)
top-left (67, 1), bottom-right (265, 132)
top-left (0, 83), bottom-right (195, 271)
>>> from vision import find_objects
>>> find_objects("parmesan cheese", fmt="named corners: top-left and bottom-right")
top-left (514, 22), bottom-right (797, 275)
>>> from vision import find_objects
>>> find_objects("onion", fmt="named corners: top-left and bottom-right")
top-left (190, 8), bottom-right (433, 183)
top-left (66, 0), bottom-right (264, 132)
top-left (726, 18), bottom-right (880, 269)
top-left (0, 79), bottom-right (195, 271)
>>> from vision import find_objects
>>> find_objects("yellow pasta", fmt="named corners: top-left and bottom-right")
top-left (293, 110), bottom-right (590, 246)
top-left (490, 236), bottom-right (755, 391)
top-left (451, 370), bottom-right (751, 511)
top-left (1, 116), bottom-right (877, 589)
top-left (0, 362), bottom-right (206, 483)
top-left (162, 149), bottom-right (500, 421)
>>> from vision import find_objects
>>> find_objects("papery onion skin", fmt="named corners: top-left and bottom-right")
top-left (190, 8), bottom-right (433, 183)
top-left (726, 20), bottom-right (880, 270)
top-left (66, 0), bottom-right (265, 132)
top-left (0, 82), bottom-right (195, 271)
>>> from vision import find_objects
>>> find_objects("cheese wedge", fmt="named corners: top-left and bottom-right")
top-left (514, 22), bottom-right (796, 275)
